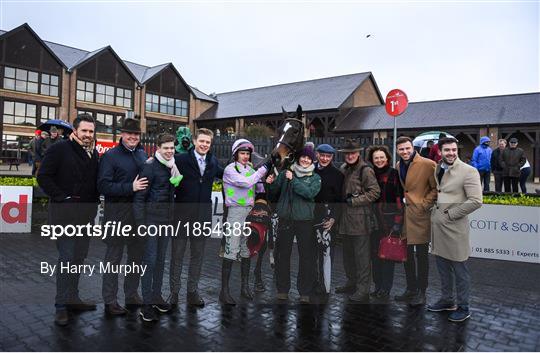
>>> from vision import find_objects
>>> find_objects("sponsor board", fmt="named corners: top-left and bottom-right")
top-left (469, 204), bottom-right (539, 263)
top-left (0, 186), bottom-right (33, 233)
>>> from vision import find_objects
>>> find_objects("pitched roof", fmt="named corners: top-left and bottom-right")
top-left (190, 86), bottom-right (218, 102)
top-left (1, 23), bottom-right (212, 98)
top-left (198, 72), bottom-right (378, 120)
top-left (334, 92), bottom-right (540, 132)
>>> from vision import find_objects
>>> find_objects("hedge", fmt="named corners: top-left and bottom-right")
top-left (2, 176), bottom-right (539, 207)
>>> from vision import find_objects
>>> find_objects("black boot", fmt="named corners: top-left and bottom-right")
top-left (254, 271), bottom-right (265, 292)
top-left (219, 258), bottom-right (236, 305)
top-left (241, 258), bottom-right (254, 300)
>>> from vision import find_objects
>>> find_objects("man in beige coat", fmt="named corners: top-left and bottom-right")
top-left (428, 137), bottom-right (482, 322)
top-left (395, 136), bottom-right (437, 307)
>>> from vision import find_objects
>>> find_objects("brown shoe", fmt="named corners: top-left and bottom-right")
top-left (187, 291), bottom-right (205, 307)
top-left (105, 302), bottom-right (128, 316)
top-left (276, 293), bottom-right (289, 301)
top-left (66, 298), bottom-right (96, 311)
top-left (125, 294), bottom-right (143, 308)
top-left (54, 309), bottom-right (69, 326)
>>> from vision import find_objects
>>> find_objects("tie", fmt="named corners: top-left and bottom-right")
top-left (437, 167), bottom-right (445, 185)
top-left (198, 157), bottom-right (205, 176)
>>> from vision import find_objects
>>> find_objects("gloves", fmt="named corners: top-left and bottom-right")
top-left (263, 159), bottom-right (273, 172)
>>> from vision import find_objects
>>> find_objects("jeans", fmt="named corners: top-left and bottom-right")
top-left (370, 231), bottom-right (395, 293)
top-left (435, 255), bottom-right (470, 308)
top-left (169, 236), bottom-right (206, 295)
top-left (55, 237), bottom-right (90, 309)
top-left (520, 167), bottom-right (531, 193)
top-left (141, 235), bottom-right (170, 304)
top-left (403, 243), bottom-right (429, 292)
top-left (342, 234), bottom-right (371, 295)
top-left (478, 170), bottom-right (490, 192)
top-left (275, 220), bottom-right (317, 296)
top-left (102, 238), bottom-right (145, 304)
top-left (503, 177), bottom-right (519, 193)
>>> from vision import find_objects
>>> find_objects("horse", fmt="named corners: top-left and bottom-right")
top-left (252, 105), bottom-right (306, 292)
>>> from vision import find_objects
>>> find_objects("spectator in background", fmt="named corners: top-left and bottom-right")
top-left (41, 127), bottom-right (61, 156)
top-left (420, 140), bottom-right (434, 159)
top-left (428, 133), bottom-right (446, 163)
top-left (500, 138), bottom-right (526, 193)
top-left (28, 129), bottom-right (41, 173)
top-left (520, 158), bottom-right (531, 194)
top-left (490, 139), bottom-right (507, 192)
top-left (34, 130), bottom-right (49, 175)
top-left (471, 136), bottom-right (492, 192)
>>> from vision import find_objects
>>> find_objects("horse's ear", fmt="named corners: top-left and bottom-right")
top-left (296, 105), bottom-right (303, 119)
top-left (282, 106), bottom-right (288, 119)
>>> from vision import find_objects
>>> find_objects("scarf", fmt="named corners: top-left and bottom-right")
top-left (399, 151), bottom-right (416, 183)
top-left (292, 163), bottom-right (315, 178)
top-left (70, 133), bottom-right (95, 158)
top-left (155, 151), bottom-right (183, 187)
top-left (374, 164), bottom-right (390, 177)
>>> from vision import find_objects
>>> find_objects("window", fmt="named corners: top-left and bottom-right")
top-left (40, 74), bottom-right (59, 97)
top-left (3, 67), bottom-right (39, 94)
top-left (3, 101), bottom-right (37, 126)
top-left (77, 80), bottom-right (94, 102)
top-left (95, 113), bottom-right (114, 134)
top-left (175, 99), bottom-right (188, 116)
top-left (96, 84), bottom-right (115, 105)
top-left (145, 94), bottom-right (188, 116)
top-left (41, 106), bottom-right (57, 120)
top-left (116, 88), bottom-right (132, 108)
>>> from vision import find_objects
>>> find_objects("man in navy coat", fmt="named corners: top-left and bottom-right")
top-left (168, 128), bottom-right (223, 308)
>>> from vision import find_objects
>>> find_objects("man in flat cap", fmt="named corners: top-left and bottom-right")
top-left (98, 117), bottom-right (148, 315)
top-left (336, 139), bottom-right (380, 302)
top-left (500, 137), bottom-right (526, 193)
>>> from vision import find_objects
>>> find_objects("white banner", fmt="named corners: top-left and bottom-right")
top-left (469, 204), bottom-right (540, 263)
top-left (211, 191), bottom-right (224, 238)
top-left (0, 186), bottom-right (33, 233)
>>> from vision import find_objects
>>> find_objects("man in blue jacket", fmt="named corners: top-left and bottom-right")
top-left (471, 136), bottom-right (492, 192)
top-left (98, 117), bottom-right (148, 315)
top-left (168, 128), bottom-right (224, 308)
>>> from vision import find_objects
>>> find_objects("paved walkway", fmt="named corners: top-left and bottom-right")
top-left (0, 233), bottom-right (539, 351)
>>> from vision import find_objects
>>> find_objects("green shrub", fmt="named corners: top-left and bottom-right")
top-left (212, 180), bottom-right (223, 192)
top-left (483, 194), bottom-right (540, 207)
top-left (0, 176), bottom-right (37, 187)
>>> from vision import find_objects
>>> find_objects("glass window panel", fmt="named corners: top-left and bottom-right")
top-left (41, 84), bottom-right (50, 95)
top-left (77, 80), bottom-right (85, 90)
top-left (27, 82), bottom-right (38, 93)
top-left (96, 84), bottom-right (105, 94)
top-left (16, 68), bottom-right (27, 80)
top-left (4, 115), bottom-right (14, 124)
top-left (168, 106), bottom-right (174, 115)
top-left (4, 101), bottom-right (15, 115)
top-left (15, 102), bottom-right (26, 117)
top-left (51, 75), bottom-right (58, 86)
top-left (152, 95), bottom-right (159, 104)
top-left (86, 82), bottom-right (94, 91)
top-left (145, 102), bottom-right (151, 111)
top-left (96, 94), bottom-right (105, 104)
top-left (4, 78), bottom-right (15, 90)
top-left (146, 93), bottom-right (151, 102)
top-left (15, 80), bottom-right (27, 91)
top-left (125, 90), bottom-right (131, 98)
top-left (15, 116), bottom-right (25, 125)
top-left (5, 67), bottom-right (15, 78)
top-left (77, 90), bottom-right (85, 101)
top-left (42, 74), bottom-right (50, 84)
top-left (106, 95), bottom-right (114, 105)
top-left (85, 92), bottom-right (94, 101)
top-left (105, 114), bottom-right (113, 125)
top-left (182, 100), bottom-right (188, 109)
top-left (50, 86), bottom-right (58, 97)
top-left (168, 97), bottom-right (174, 106)
top-left (28, 71), bottom-right (39, 82)
top-left (41, 106), bottom-right (47, 118)
top-left (117, 88), bottom-right (124, 96)
top-left (152, 103), bottom-right (158, 111)
top-left (27, 117), bottom-right (36, 126)
top-left (160, 104), bottom-right (167, 114)
top-left (27, 104), bottom-right (36, 117)
top-left (106, 85), bottom-right (114, 95)
top-left (124, 99), bottom-right (131, 108)
top-left (49, 107), bottom-right (56, 119)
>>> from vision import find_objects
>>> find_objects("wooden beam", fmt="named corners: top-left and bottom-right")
top-left (523, 131), bottom-right (535, 143)
top-left (465, 133), bottom-right (477, 144)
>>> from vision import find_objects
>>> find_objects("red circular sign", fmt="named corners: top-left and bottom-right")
top-left (385, 89), bottom-right (408, 117)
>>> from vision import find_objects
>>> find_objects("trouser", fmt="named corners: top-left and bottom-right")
top-left (520, 167), bottom-right (531, 193)
top-left (494, 172), bottom-right (504, 192)
top-left (169, 236), bottom-right (206, 295)
top-left (55, 237), bottom-right (90, 309)
top-left (369, 231), bottom-right (395, 293)
top-left (223, 206), bottom-right (252, 261)
top-left (342, 234), bottom-right (371, 295)
top-left (275, 220), bottom-right (317, 296)
top-left (503, 177), bottom-right (519, 193)
top-left (141, 235), bottom-right (170, 304)
top-left (435, 255), bottom-right (470, 308)
top-left (102, 238), bottom-right (145, 304)
top-left (403, 243), bottom-right (429, 292)
top-left (479, 170), bottom-right (490, 192)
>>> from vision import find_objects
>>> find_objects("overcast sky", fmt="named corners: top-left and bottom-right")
top-left (1, 1), bottom-right (538, 102)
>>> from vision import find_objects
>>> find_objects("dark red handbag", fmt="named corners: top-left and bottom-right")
top-left (378, 232), bottom-right (407, 262)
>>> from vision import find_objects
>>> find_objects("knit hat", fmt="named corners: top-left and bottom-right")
top-left (299, 145), bottom-right (316, 161)
top-left (231, 138), bottom-right (254, 155)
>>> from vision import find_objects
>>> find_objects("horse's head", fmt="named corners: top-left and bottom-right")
top-left (271, 105), bottom-right (305, 172)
